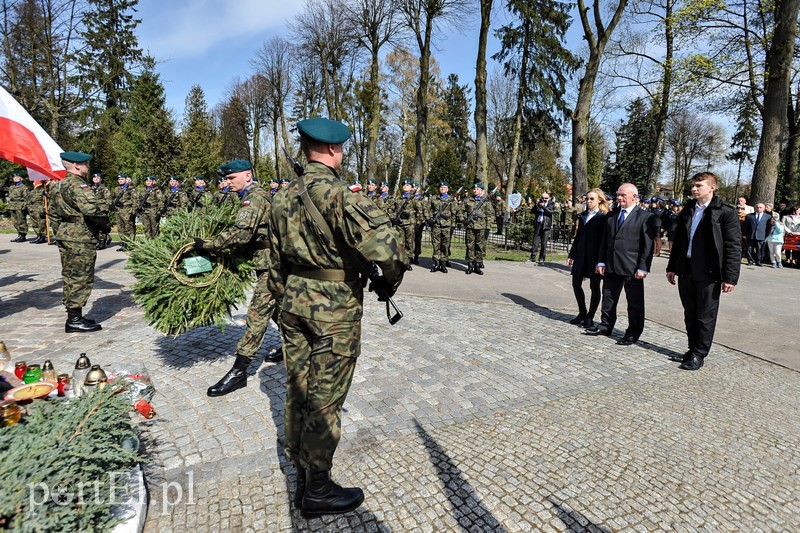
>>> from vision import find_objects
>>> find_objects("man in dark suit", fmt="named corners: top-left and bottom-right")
top-left (529, 192), bottom-right (554, 265)
top-left (666, 172), bottom-right (741, 371)
top-left (744, 203), bottom-right (769, 265)
top-left (586, 183), bottom-right (655, 345)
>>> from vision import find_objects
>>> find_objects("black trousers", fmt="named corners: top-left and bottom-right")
top-left (598, 273), bottom-right (645, 339)
top-left (747, 238), bottom-right (765, 264)
top-left (677, 272), bottom-right (721, 358)
top-left (531, 227), bottom-right (549, 260)
top-left (572, 274), bottom-right (601, 318)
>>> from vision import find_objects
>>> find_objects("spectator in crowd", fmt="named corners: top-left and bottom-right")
top-left (737, 196), bottom-right (754, 214)
top-left (744, 203), bottom-right (769, 266)
top-left (766, 208), bottom-right (785, 268)
top-left (567, 188), bottom-right (608, 329)
top-left (782, 206), bottom-right (800, 266)
top-left (665, 202), bottom-right (682, 253)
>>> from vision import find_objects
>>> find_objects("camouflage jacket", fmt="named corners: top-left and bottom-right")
top-left (48, 173), bottom-right (109, 243)
top-left (92, 184), bottom-right (112, 212)
top-left (137, 187), bottom-right (164, 215)
top-left (161, 188), bottom-right (188, 217)
top-left (268, 162), bottom-right (409, 323)
top-left (111, 185), bottom-right (139, 212)
top-left (213, 189), bottom-right (237, 208)
top-left (7, 182), bottom-right (29, 210)
top-left (389, 194), bottom-right (417, 226)
top-left (426, 195), bottom-right (456, 227)
top-left (462, 195), bottom-right (495, 230)
top-left (204, 182), bottom-right (271, 271)
top-left (188, 189), bottom-right (210, 211)
top-left (27, 185), bottom-right (45, 216)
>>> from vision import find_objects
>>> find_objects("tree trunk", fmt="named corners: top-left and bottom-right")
top-left (367, 47), bottom-right (381, 180)
top-left (645, 0), bottom-right (673, 198)
top-left (750, 0), bottom-right (800, 204)
top-left (474, 0), bottom-right (491, 186)
top-left (413, 15), bottom-right (434, 187)
top-left (506, 20), bottom-right (530, 211)
top-left (784, 94), bottom-right (800, 199)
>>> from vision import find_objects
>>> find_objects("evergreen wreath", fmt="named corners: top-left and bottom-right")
top-left (126, 204), bottom-right (254, 335)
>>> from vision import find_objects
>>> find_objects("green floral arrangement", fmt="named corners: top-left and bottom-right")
top-left (126, 205), bottom-right (254, 335)
top-left (0, 389), bottom-right (143, 532)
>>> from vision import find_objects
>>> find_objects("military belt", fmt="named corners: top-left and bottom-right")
top-left (290, 267), bottom-right (359, 282)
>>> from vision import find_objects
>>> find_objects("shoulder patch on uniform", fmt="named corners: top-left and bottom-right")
top-left (80, 184), bottom-right (88, 188)
top-left (348, 184), bottom-right (362, 192)
top-left (242, 200), bottom-right (251, 206)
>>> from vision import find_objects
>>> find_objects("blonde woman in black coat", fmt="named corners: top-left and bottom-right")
top-left (567, 188), bottom-right (609, 329)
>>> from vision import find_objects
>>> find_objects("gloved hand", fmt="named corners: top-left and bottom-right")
top-left (193, 237), bottom-right (206, 250)
top-left (368, 276), bottom-right (395, 302)
top-left (142, 202), bottom-right (151, 208)
top-left (400, 212), bottom-right (410, 220)
top-left (39, 212), bottom-right (46, 219)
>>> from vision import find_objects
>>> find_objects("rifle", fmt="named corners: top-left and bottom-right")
top-left (136, 182), bottom-right (161, 214)
top-left (391, 196), bottom-right (412, 226)
top-left (159, 188), bottom-right (180, 218)
top-left (282, 148), bottom-right (403, 325)
top-left (110, 188), bottom-right (125, 211)
top-left (189, 189), bottom-right (207, 211)
top-left (216, 190), bottom-right (230, 206)
top-left (428, 187), bottom-right (463, 227)
top-left (464, 186), bottom-right (499, 226)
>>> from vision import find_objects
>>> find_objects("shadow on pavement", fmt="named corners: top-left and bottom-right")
top-left (501, 292), bottom-right (574, 323)
top-left (0, 272), bottom-right (38, 288)
top-left (260, 364), bottom-right (388, 531)
top-left (414, 419), bottom-right (508, 532)
top-left (87, 289), bottom-right (133, 322)
top-left (637, 339), bottom-right (684, 362)
top-left (153, 325), bottom-right (245, 368)
top-left (1, 279), bottom-right (62, 315)
top-left (547, 494), bottom-right (611, 532)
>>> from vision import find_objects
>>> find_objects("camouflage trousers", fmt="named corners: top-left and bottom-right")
top-left (31, 212), bottom-right (46, 236)
top-left (236, 271), bottom-right (280, 360)
top-left (281, 311), bottom-right (360, 471)
top-left (395, 224), bottom-right (415, 258)
top-left (431, 225), bottom-right (452, 261)
top-left (57, 240), bottom-right (97, 308)
top-left (116, 209), bottom-right (136, 243)
top-left (10, 209), bottom-right (27, 233)
top-left (140, 212), bottom-right (160, 238)
top-left (465, 227), bottom-right (486, 261)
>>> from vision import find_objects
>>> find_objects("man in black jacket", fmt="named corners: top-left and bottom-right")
top-left (666, 172), bottom-right (741, 371)
top-left (529, 192), bottom-right (554, 265)
top-left (586, 183), bottom-right (655, 345)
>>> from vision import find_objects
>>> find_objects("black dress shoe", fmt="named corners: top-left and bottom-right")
top-left (207, 368), bottom-right (247, 396)
top-left (569, 314), bottom-right (586, 325)
top-left (582, 318), bottom-right (595, 329)
top-left (585, 326), bottom-right (611, 336)
top-left (679, 354), bottom-right (705, 371)
top-left (263, 350), bottom-right (283, 363)
top-left (65, 316), bottom-right (102, 333)
top-left (616, 336), bottom-right (637, 346)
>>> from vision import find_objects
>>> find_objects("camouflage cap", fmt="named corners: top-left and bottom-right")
top-left (217, 159), bottom-right (252, 176)
top-left (60, 151), bottom-right (92, 163)
top-left (297, 117), bottom-right (351, 144)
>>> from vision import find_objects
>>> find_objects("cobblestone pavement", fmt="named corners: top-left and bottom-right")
top-left (1, 242), bottom-right (799, 532)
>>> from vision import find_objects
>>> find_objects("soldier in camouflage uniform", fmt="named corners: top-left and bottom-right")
top-left (196, 160), bottom-right (282, 397)
top-left (365, 178), bottom-right (379, 201)
top-left (188, 176), bottom-right (209, 211)
top-left (26, 180), bottom-right (48, 243)
top-left (91, 174), bottom-right (112, 249)
top-left (48, 151), bottom-right (109, 332)
top-left (267, 118), bottom-right (408, 518)
top-left (110, 174), bottom-right (138, 251)
top-left (494, 193), bottom-right (506, 235)
top-left (7, 174), bottom-right (29, 242)
top-left (426, 181), bottom-right (457, 272)
top-left (45, 180), bottom-right (60, 245)
top-left (389, 179), bottom-right (416, 270)
top-left (213, 178), bottom-right (237, 207)
top-left (412, 183), bottom-right (427, 265)
top-left (374, 181), bottom-right (391, 214)
top-left (138, 176), bottom-right (164, 238)
top-left (161, 177), bottom-right (189, 218)
top-left (462, 182), bottom-right (495, 275)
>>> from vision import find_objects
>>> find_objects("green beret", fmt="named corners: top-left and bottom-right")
top-left (117, 173), bottom-right (130, 179)
top-left (439, 181), bottom-right (449, 187)
top-left (270, 176), bottom-right (280, 183)
top-left (367, 179), bottom-right (377, 185)
top-left (472, 182), bottom-right (485, 189)
top-left (169, 176), bottom-right (181, 182)
top-left (280, 178), bottom-right (290, 184)
top-left (92, 173), bottom-right (102, 178)
top-left (402, 179), bottom-right (414, 186)
top-left (297, 117), bottom-right (351, 144)
top-left (194, 175), bottom-right (205, 181)
top-left (60, 151), bottom-right (91, 163)
top-left (381, 181), bottom-right (389, 187)
top-left (145, 175), bottom-right (156, 181)
top-left (217, 159), bottom-right (252, 176)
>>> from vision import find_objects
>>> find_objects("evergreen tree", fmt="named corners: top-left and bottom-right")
top-left (218, 95), bottom-right (251, 162)
top-left (427, 144), bottom-right (467, 191)
top-left (78, 0), bottom-right (143, 119)
top-left (114, 62), bottom-right (179, 181)
top-left (585, 118), bottom-right (607, 190)
top-left (613, 98), bottom-right (659, 193)
top-left (440, 73), bottom-right (472, 167)
top-left (180, 85), bottom-right (221, 179)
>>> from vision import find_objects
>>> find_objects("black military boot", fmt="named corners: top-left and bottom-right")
top-left (293, 462), bottom-right (306, 508)
top-left (207, 354), bottom-right (250, 397)
top-left (16, 233), bottom-right (27, 242)
top-left (466, 261), bottom-right (473, 275)
top-left (35, 234), bottom-right (46, 243)
top-left (412, 254), bottom-right (419, 265)
top-left (301, 469), bottom-right (364, 518)
top-left (474, 261), bottom-right (484, 275)
top-left (49, 238), bottom-right (58, 245)
top-left (29, 235), bottom-right (40, 244)
top-left (65, 308), bottom-right (102, 333)
top-left (430, 260), bottom-right (438, 273)
top-left (439, 261), bottom-right (448, 273)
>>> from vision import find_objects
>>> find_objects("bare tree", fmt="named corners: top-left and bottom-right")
top-left (399, 0), bottom-right (468, 186)
top-left (232, 75), bottom-right (271, 172)
top-left (665, 109), bottom-right (723, 199)
top-left (347, 0), bottom-right (403, 180)
top-left (474, 0), bottom-right (494, 184)
top-left (252, 37), bottom-right (294, 179)
top-left (571, 0), bottom-right (628, 201)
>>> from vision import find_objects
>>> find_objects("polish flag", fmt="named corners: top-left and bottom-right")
top-left (0, 86), bottom-right (66, 181)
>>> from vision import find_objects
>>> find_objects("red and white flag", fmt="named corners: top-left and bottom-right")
top-left (0, 86), bottom-right (66, 181)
